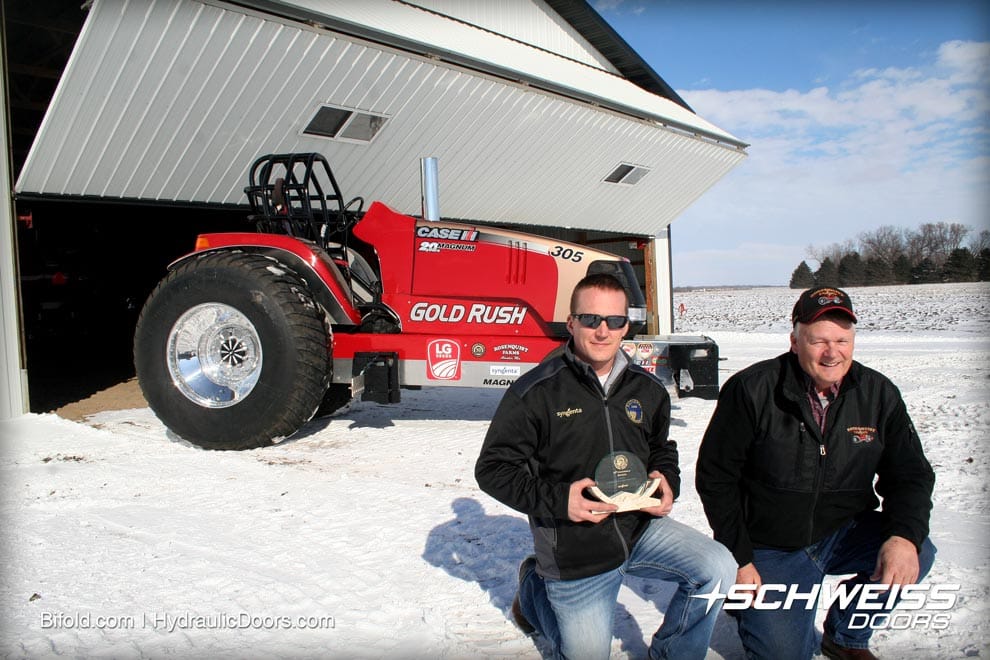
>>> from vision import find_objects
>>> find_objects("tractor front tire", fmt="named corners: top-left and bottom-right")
top-left (134, 251), bottom-right (329, 450)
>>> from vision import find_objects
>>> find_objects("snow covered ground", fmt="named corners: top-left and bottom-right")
top-left (1, 282), bottom-right (987, 659)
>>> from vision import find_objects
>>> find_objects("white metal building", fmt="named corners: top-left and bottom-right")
top-left (1, 0), bottom-right (747, 417)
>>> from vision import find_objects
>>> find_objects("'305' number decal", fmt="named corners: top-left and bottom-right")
top-left (550, 246), bottom-right (584, 262)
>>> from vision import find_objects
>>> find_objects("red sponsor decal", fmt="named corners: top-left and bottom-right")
top-left (427, 339), bottom-right (461, 380)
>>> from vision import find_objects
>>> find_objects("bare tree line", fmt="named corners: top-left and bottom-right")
top-left (790, 222), bottom-right (990, 288)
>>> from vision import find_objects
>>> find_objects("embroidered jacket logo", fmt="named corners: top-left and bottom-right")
top-left (848, 426), bottom-right (877, 444)
top-left (625, 399), bottom-right (644, 424)
top-left (556, 408), bottom-right (583, 418)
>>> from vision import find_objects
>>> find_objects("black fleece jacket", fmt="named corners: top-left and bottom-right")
top-left (475, 342), bottom-right (679, 580)
top-left (696, 351), bottom-right (934, 566)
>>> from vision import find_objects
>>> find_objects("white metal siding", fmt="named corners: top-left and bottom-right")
top-left (403, 0), bottom-right (618, 71)
top-left (253, 0), bottom-right (740, 143)
top-left (16, 0), bottom-right (746, 237)
top-left (1, 67), bottom-right (28, 418)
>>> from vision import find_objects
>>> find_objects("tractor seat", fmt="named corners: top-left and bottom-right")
top-left (327, 244), bottom-right (380, 305)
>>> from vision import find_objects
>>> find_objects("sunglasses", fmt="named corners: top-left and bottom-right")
top-left (570, 313), bottom-right (628, 330)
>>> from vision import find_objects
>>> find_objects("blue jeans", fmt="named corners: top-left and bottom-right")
top-left (735, 511), bottom-right (937, 660)
top-left (518, 515), bottom-right (737, 660)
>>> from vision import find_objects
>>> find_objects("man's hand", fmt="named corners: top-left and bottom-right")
top-left (640, 471), bottom-right (674, 517)
top-left (733, 562), bottom-right (762, 602)
top-left (567, 478), bottom-right (617, 523)
top-left (871, 535), bottom-right (920, 586)
top-left (728, 563), bottom-right (763, 607)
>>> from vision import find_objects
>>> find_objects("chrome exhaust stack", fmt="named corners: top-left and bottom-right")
top-left (420, 157), bottom-right (440, 221)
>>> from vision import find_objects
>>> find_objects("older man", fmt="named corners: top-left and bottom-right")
top-left (696, 287), bottom-right (936, 660)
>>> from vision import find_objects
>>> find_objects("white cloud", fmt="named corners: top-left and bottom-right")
top-left (937, 40), bottom-right (990, 84)
top-left (670, 40), bottom-right (990, 286)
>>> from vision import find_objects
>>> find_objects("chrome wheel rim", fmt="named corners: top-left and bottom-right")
top-left (167, 303), bottom-right (262, 408)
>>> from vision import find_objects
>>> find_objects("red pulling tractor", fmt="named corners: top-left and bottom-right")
top-left (134, 153), bottom-right (656, 450)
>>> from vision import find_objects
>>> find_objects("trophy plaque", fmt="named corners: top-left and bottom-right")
top-left (587, 451), bottom-right (663, 513)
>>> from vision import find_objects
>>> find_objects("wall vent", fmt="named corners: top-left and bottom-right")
top-left (303, 106), bottom-right (388, 143)
top-left (603, 163), bottom-right (651, 185)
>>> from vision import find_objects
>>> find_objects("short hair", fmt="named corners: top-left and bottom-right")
top-left (570, 273), bottom-right (628, 313)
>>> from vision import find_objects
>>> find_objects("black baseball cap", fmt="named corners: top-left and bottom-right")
top-left (792, 287), bottom-right (858, 325)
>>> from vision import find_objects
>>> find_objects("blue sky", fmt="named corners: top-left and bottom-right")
top-left (595, 1), bottom-right (990, 287)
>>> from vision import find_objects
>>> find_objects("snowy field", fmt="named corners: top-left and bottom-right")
top-left (1, 282), bottom-right (988, 659)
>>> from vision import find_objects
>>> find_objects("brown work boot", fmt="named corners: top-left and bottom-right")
top-left (511, 556), bottom-right (537, 635)
top-left (821, 632), bottom-right (879, 660)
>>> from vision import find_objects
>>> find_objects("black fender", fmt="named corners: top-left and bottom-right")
top-left (169, 233), bottom-right (360, 326)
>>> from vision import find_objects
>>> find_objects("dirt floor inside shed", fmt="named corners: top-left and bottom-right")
top-left (53, 378), bottom-right (147, 422)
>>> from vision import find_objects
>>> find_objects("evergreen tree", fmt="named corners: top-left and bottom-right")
top-left (910, 258), bottom-right (939, 284)
top-left (863, 257), bottom-right (892, 286)
top-left (942, 248), bottom-right (977, 282)
top-left (891, 254), bottom-right (912, 284)
top-left (838, 252), bottom-right (865, 287)
top-left (814, 257), bottom-right (839, 286)
top-left (789, 261), bottom-right (815, 289)
top-left (978, 248), bottom-right (990, 281)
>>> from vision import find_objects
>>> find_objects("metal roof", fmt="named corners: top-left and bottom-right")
top-left (15, 0), bottom-right (747, 237)
top-left (541, 0), bottom-right (692, 111)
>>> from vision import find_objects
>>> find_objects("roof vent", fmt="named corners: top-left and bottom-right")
top-left (304, 105), bottom-right (388, 143)
top-left (603, 163), bottom-right (651, 185)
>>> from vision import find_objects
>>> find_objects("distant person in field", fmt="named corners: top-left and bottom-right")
top-left (476, 273), bottom-right (736, 660)
top-left (678, 302), bottom-right (687, 318)
top-left (696, 287), bottom-right (936, 660)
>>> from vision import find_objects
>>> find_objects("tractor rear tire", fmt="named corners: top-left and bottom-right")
top-left (134, 251), bottom-right (329, 450)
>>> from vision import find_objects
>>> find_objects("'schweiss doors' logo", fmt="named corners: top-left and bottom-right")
top-left (427, 339), bottom-right (461, 380)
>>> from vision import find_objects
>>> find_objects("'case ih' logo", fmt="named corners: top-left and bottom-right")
top-left (427, 339), bottom-right (461, 380)
top-left (416, 226), bottom-right (479, 241)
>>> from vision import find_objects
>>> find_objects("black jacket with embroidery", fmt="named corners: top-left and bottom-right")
top-left (475, 342), bottom-right (679, 580)
top-left (695, 351), bottom-right (934, 566)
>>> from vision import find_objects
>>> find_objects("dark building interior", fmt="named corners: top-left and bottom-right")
top-left (4, 0), bottom-right (245, 411)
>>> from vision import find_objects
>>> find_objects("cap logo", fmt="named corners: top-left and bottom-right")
top-left (794, 287), bottom-right (856, 324)
top-left (812, 288), bottom-right (844, 305)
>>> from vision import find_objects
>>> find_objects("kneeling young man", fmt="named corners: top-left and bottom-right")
top-left (476, 273), bottom-right (736, 660)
